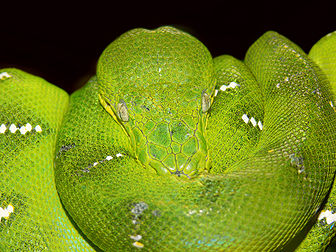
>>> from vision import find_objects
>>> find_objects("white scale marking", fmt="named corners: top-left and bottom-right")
top-left (9, 124), bottom-right (17, 133)
top-left (0, 124), bottom-right (6, 133)
top-left (0, 123), bottom-right (41, 134)
top-left (35, 125), bottom-right (42, 132)
top-left (250, 117), bottom-right (257, 127)
top-left (19, 125), bottom-right (28, 135)
top-left (132, 242), bottom-right (144, 248)
top-left (214, 89), bottom-right (219, 97)
top-left (84, 154), bottom-right (123, 173)
top-left (19, 123), bottom-right (34, 135)
top-left (258, 121), bottom-right (263, 130)
top-left (26, 123), bottom-right (32, 131)
top-left (242, 114), bottom-right (249, 124)
top-left (220, 81), bottom-right (240, 92)
top-left (0, 72), bottom-right (12, 80)
top-left (318, 210), bottom-right (336, 225)
top-left (0, 204), bottom-right (14, 222)
top-left (130, 235), bottom-right (142, 241)
top-left (229, 82), bottom-right (240, 88)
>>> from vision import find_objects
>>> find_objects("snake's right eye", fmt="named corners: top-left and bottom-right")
top-left (117, 99), bottom-right (129, 122)
top-left (201, 90), bottom-right (211, 113)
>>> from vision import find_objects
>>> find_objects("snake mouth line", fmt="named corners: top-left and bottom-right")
top-left (99, 94), bottom-right (131, 138)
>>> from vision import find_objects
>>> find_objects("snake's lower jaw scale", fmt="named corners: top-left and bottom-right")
top-left (149, 159), bottom-right (171, 176)
top-left (183, 152), bottom-right (207, 176)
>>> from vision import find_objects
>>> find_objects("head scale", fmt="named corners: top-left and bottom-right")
top-left (97, 26), bottom-right (215, 178)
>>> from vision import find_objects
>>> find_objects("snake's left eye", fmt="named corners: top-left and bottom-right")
top-left (117, 99), bottom-right (129, 122)
top-left (201, 90), bottom-right (211, 113)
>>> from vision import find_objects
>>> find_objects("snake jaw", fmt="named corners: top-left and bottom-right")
top-left (98, 94), bottom-right (117, 120)
top-left (183, 151), bottom-right (207, 177)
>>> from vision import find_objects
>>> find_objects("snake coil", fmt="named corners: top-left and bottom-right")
top-left (1, 27), bottom-right (336, 251)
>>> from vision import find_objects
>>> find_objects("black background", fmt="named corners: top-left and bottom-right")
top-left (1, 1), bottom-right (335, 93)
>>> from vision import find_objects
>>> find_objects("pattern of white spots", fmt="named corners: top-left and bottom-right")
top-left (330, 101), bottom-right (334, 108)
top-left (214, 89), bottom-right (219, 97)
top-left (81, 153), bottom-right (124, 174)
top-left (229, 82), bottom-right (240, 88)
top-left (242, 114), bottom-right (263, 130)
top-left (132, 241), bottom-right (144, 248)
top-left (318, 210), bottom-right (336, 225)
top-left (19, 125), bottom-right (28, 135)
top-left (0, 204), bottom-right (14, 222)
top-left (188, 210), bottom-right (197, 215)
top-left (220, 81), bottom-right (241, 92)
top-left (0, 124), bottom-right (6, 134)
top-left (186, 208), bottom-right (212, 217)
top-left (19, 123), bottom-right (34, 135)
top-left (0, 72), bottom-right (12, 80)
top-left (0, 123), bottom-right (42, 134)
top-left (284, 77), bottom-right (289, 82)
top-left (276, 83), bottom-right (280, 88)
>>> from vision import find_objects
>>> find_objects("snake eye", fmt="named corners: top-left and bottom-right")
top-left (201, 90), bottom-right (211, 113)
top-left (117, 99), bottom-right (129, 122)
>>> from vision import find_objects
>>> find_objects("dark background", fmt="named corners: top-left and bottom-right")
top-left (1, 2), bottom-right (335, 93)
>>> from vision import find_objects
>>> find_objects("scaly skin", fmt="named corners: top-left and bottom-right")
top-left (1, 27), bottom-right (336, 251)
top-left (294, 31), bottom-right (336, 252)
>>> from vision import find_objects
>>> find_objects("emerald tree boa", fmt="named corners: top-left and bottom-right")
top-left (1, 26), bottom-right (336, 251)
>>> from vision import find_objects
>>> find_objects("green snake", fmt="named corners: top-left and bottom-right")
top-left (1, 26), bottom-right (336, 251)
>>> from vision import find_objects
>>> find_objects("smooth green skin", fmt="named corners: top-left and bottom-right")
top-left (1, 27), bottom-right (336, 251)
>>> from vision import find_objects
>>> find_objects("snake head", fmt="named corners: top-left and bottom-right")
top-left (97, 26), bottom-right (216, 178)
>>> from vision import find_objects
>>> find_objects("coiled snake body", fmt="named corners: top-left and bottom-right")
top-left (1, 27), bottom-right (336, 251)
